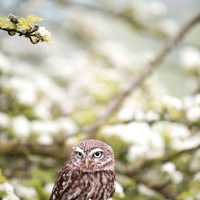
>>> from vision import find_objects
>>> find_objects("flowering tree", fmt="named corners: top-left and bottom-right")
top-left (0, 1), bottom-right (200, 200)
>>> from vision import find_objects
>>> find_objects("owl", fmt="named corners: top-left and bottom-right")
top-left (49, 139), bottom-right (115, 200)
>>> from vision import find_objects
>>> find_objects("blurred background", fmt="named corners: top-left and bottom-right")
top-left (0, 0), bottom-right (200, 199)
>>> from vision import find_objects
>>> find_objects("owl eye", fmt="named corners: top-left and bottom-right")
top-left (75, 151), bottom-right (84, 159)
top-left (93, 151), bottom-right (103, 159)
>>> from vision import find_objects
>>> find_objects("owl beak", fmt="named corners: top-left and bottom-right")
top-left (85, 158), bottom-right (90, 168)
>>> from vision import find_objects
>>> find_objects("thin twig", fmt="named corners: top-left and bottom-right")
top-left (0, 27), bottom-right (42, 44)
top-left (83, 12), bottom-right (200, 135)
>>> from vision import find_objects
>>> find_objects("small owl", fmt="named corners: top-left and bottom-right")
top-left (49, 139), bottom-right (115, 200)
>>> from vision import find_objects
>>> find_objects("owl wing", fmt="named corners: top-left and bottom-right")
top-left (49, 164), bottom-right (72, 200)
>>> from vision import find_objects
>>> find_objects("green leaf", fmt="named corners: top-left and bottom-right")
top-left (0, 17), bottom-right (15, 29)
top-left (18, 15), bottom-right (42, 30)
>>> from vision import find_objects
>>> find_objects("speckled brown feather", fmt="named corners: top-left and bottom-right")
top-left (49, 140), bottom-right (115, 200)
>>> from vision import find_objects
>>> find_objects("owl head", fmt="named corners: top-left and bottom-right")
top-left (70, 139), bottom-right (115, 172)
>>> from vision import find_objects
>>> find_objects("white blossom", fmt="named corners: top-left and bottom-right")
top-left (153, 122), bottom-right (190, 150)
top-left (138, 184), bottom-right (155, 197)
top-left (115, 182), bottom-right (124, 197)
top-left (128, 145), bottom-right (149, 161)
top-left (37, 134), bottom-right (53, 145)
top-left (12, 116), bottom-right (31, 137)
top-left (179, 135), bottom-right (200, 150)
top-left (134, 0), bottom-right (167, 20)
top-left (33, 99), bottom-right (51, 120)
top-left (162, 162), bottom-right (176, 173)
top-left (44, 183), bottom-right (54, 194)
top-left (183, 96), bottom-right (196, 109)
top-left (194, 172), bottom-right (200, 181)
top-left (162, 95), bottom-right (183, 111)
top-left (162, 162), bottom-right (183, 183)
top-left (118, 100), bottom-right (144, 121)
top-left (33, 74), bottom-right (66, 103)
top-left (5, 77), bottom-right (37, 106)
top-left (56, 118), bottom-right (78, 135)
top-left (37, 26), bottom-right (51, 42)
top-left (0, 183), bottom-right (20, 200)
top-left (31, 120), bottom-right (58, 135)
top-left (184, 95), bottom-right (200, 109)
top-left (172, 171), bottom-right (183, 183)
top-left (104, 122), bottom-right (164, 160)
top-left (180, 47), bottom-right (200, 69)
top-left (186, 106), bottom-right (200, 122)
top-left (14, 184), bottom-right (36, 199)
top-left (147, 1), bottom-right (167, 17)
top-left (146, 111), bottom-right (159, 121)
top-left (159, 18), bottom-right (178, 36)
top-left (0, 112), bottom-right (10, 128)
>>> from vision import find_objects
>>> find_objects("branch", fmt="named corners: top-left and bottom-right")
top-left (118, 143), bottom-right (200, 177)
top-left (1, 138), bottom-right (199, 167)
top-left (0, 139), bottom-right (199, 198)
top-left (83, 12), bottom-right (200, 135)
top-left (0, 139), bottom-right (70, 161)
top-left (1, 27), bottom-right (41, 44)
top-left (135, 178), bottom-right (177, 200)
top-left (108, 116), bottom-right (200, 129)
top-left (64, 1), bottom-right (175, 39)
top-left (0, 14), bottom-right (51, 44)
top-left (163, 143), bottom-right (200, 162)
top-left (116, 143), bottom-right (200, 199)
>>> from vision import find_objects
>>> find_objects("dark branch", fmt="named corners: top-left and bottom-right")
top-left (0, 26), bottom-right (42, 44)
top-left (83, 12), bottom-right (200, 135)
top-left (0, 139), bottom-right (70, 161)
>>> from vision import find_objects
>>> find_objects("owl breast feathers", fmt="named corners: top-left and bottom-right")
top-left (50, 164), bottom-right (115, 200)
top-left (49, 139), bottom-right (115, 200)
